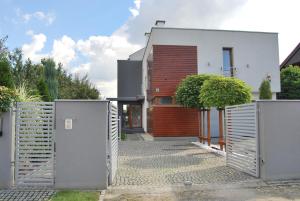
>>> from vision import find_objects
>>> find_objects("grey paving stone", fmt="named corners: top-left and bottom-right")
top-left (113, 140), bottom-right (254, 186)
top-left (0, 189), bottom-right (55, 201)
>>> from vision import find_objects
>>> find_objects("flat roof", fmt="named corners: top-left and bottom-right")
top-left (151, 26), bottom-right (278, 35)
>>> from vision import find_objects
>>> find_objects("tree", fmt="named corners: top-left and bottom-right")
top-left (176, 74), bottom-right (216, 144)
top-left (259, 79), bottom-right (272, 99)
top-left (42, 58), bottom-right (58, 101)
top-left (37, 78), bottom-right (51, 101)
top-left (0, 86), bottom-right (17, 112)
top-left (0, 36), bottom-right (9, 59)
top-left (200, 76), bottom-right (252, 150)
top-left (9, 48), bottom-right (24, 87)
top-left (70, 75), bottom-right (100, 99)
top-left (0, 58), bottom-right (14, 89)
top-left (277, 65), bottom-right (300, 99)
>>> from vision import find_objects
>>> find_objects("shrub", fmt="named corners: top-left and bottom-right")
top-left (259, 79), bottom-right (272, 99)
top-left (37, 78), bottom-right (51, 101)
top-left (0, 58), bottom-right (14, 89)
top-left (176, 74), bottom-right (217, 109)
top-left (200, 76), bottom-right (252, 109)
top-left (16, 83), bottom-right (42, 102)
top-left (277, 65), bottom-right (300, 99)
top-left (0, 86), bottom-right (17, 112)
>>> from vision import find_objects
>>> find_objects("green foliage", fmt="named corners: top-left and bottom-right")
top-left (37, 78), bottom-right (51, 101)
top-left (69, 75), bottom-right (100, 99)
top-left (15, 83), bottom-right (42, 102)
top-left (0, 58), bottom-right (14, 89)
top-left (51, 191), bottom-right (99, 201)
top-left (0, 36), bottom-right (9, 59)
top-left (200, 76), bottom-right (252, 109)
top-left (176, 74), bottom-right (216, 109)
top-left (277, 65), bottom-right (300, 99)
top-left (0, 86), bottom-right (17, 112)
top-left (259, 79), bottom-right (272, 99)
top-left (42, 58), bottom-right (58, 101)
top-left (121, 132), bottom-right (127, 141)
top-left (0, 36), bottom-right (100, 101)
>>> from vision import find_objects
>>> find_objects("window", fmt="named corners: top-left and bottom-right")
top-left (159, 97), bottom-right (173, 105)
top-left (223, 48), bottom-right (233, 77)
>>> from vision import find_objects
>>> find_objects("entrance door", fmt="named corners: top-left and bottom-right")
top-left (122, 104), bottom-right (142, 128)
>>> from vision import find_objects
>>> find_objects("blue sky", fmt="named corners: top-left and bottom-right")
top-left (1, 0), bottom-right (300, 97)
top-left (0, 0), bottom-right (134, 51)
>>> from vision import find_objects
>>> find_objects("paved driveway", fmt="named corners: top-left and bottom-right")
top-left (113, 140), bottom-right (253, 186)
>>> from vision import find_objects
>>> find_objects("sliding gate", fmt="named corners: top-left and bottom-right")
top-left (225, 103), bottom-right (259, 177)
top-left (108, 103), bottom-right (118, 184)
top-left (15, 102), bottom-right (55, 187)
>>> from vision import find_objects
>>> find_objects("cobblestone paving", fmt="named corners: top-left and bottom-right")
top-left (0, 189), bottom-right (55, 201)
top-left (113, 141), bottom-right (254, 186)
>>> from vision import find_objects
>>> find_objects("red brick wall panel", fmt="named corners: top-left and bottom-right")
top-left (151, 106), bottom-right (199, 137)
top-left (151, 45), bottom-right (198, 97)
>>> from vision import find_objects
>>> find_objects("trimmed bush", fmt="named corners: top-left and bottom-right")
top-left (277, 65), bottom-right (300, 99)
top-left (200, 76), bottom-right (252, 109)
top-left (259, 79), bottom-right (272, 99)
top-left (0, 86), bottom-right (17, 112)
top-left (176, 74), bottom-right (217, 109)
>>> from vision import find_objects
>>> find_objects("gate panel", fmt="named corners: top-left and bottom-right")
top-left (108, 104), bottom-right (118, 184)
top-left (15, 102), bottom-right (55, 187)
top-left (225, 103), bottom-right (259, 177)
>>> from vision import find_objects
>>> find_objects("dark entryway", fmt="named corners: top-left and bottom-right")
top-left (121, 103), bottom-right (143, 133)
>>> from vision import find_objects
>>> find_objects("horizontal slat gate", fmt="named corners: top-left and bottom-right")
top-left (225, 103), bottom-right (259, 177)
top-left (108, 104), bottom-right (118, 184)
top-left (15, 102), bottom-right (55, 187)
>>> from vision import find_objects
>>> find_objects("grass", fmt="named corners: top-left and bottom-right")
top-left (121, 132), bottom-right (127, 141)
top-left (51, 191), bottom-right (99, 201)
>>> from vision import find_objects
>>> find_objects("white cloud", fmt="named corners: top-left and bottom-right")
top-left (129, 0), bottom-right (141, 17)
top-left (22, 31), bottom-right (47, 62)
top-left (51, 36), bottom-right (76, 67)
top-left (22, 11), bottom-right (56, 25)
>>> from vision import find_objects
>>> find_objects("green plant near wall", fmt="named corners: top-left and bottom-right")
top-left (277, 65), bottom-right (300, 99)
top-left (259, 79), bottom-right (272, 100)
top-left (15, 83), bottom-right (42, 102)
top-left (0, 86), bottom-right (17, 112)
top-left (200, 76), bottom-right (252, 109)
top-left (0, 58), bottom-right (14, 89)
top-left (175, 74), bottom-right (217, 109)
top-left (42, 58), bottom-right (58, 101)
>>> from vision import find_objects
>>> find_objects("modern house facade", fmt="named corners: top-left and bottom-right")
top-left (115, 22), bottom-right (281, 137)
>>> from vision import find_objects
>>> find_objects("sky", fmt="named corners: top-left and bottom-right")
top-left (1, 0), bottom-right (300, 98)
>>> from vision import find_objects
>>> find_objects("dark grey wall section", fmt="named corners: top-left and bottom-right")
top-left (0, 109), bottom-right (15, 188)
top-left (55, 100), bottom-right (109, 189)
top-left (118, 60), bottom-right (142, 97)
top-left (258, 101), bottom-right (300, 180)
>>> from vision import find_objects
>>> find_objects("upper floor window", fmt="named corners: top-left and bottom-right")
top-left (223, 48), bottom-right (234, 77)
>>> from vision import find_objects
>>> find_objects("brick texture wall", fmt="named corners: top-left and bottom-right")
top-left (151, 45), bottom-right (197, 96)
top-left (151, 106), bottom-right (199, 137)
top-left (148, 45), bottom-right (199, 137)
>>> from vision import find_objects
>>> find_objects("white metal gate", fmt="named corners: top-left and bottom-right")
top-left (108, 103), bottom-right (118, 184)
top-left (225, 103), bottom-right (259, 177)
top-left (15, 102), bottom-right (55, 187)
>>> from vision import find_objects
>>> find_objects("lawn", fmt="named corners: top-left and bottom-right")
top-left (51, 191), bottom-right (99, 201)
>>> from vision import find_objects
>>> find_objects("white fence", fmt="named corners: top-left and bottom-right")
top-left (15, 102), bottom-right (55, 187)
top-left (225, 103), bottom-right (259, 177)
top-left (108, 104), bottom-right (118, 184)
